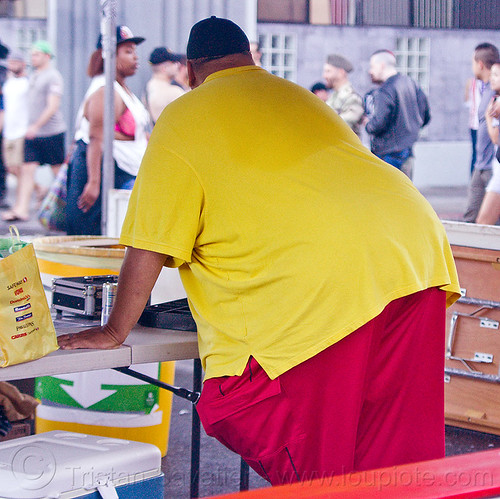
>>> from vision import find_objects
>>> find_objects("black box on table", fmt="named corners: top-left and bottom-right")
top-left (51, 275), bottom-right (118, 318)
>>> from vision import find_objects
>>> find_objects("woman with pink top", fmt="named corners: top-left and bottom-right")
top-left (66, 26), bottom-right (150, 235)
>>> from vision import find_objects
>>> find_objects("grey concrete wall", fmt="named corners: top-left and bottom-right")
top-left (413, 141), bottom-right (471, 188)
top-left (258, 23), bottom-right (500, 142)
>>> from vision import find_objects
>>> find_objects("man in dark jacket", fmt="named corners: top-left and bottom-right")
top-left (365, 49), bottom-right (430, 180)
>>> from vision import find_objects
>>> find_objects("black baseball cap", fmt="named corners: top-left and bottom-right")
top-left (310, 82), bottom-right (328, 93)
top-left (0, 40), bottom-right (9, 60)
top-left (186, 16), bottom-right (250, 60)
top-left (97, 25), bottom-right (145, 50)
top-left (149, 47), bottom-right (182, 65)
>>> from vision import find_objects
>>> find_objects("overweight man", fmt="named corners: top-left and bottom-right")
top-left (59, 17), bottom-right (460, 485)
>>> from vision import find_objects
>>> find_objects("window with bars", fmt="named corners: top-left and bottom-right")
top-left (6, 0), bottom-right (47, 18)
top-left (258, 33), bottom-right (297, 82)
top-left (258, 0), bottom-right (498, 29)
top-left (16, 25), bottom-right (47, 61)
top-left (455, 0), bottom-right (499, 29)
top-left (413, 0), bottom-right (452, 28)
top-left (394, 37), bottom-right (431, 137)
top-left (362, 0), bottom-right (410, 26)
top-left (394, 37), bottom-right (430, 95)
top-left (309, 0), bottom-right (354, 25)
top-left (258, 0), bottom-right (308, 23)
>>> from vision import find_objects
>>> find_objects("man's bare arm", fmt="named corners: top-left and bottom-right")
top-left (58, 247), bottom-right (168, 350)
top-left (25, 94), bottom-right (61, 139)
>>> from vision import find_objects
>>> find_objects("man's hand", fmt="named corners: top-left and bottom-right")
top-left (77, 181), bottom-right (100, 213)
top-left (57, 247), bottom-right (168, 351)
top-left (490, 98), bottom-right (500, 119)
top-left (25, 124), bottom-right (38, 140)
top-left (58, 323), bottom-right (124, 350)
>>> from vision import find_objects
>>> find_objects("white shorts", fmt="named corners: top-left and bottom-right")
top-left (486, 155), bottom-right (500, 193)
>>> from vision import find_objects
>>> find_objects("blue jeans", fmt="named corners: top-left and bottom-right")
top-left (379, 148), bottom-right (412, 170)
top-left (66, 140), bottom-right (136, 235)
top-left (470, 128), bottom-right (477, 176)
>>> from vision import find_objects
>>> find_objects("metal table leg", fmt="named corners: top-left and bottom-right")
top-left (113, 364), bottom-right (202, 498)
top-left (240, 459), bottom-right (249, 491)
top-left (191, 359), bottom-right (202, 498)
top-left (116, 363), bottom-right (249, 496)
top-left (114, 366), bottom-right (200, 402)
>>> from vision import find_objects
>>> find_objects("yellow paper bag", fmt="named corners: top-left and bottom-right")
top-left (0, 243), bottom-right (58, 367)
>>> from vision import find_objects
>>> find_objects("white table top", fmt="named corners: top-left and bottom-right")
top-left (126, 324), bottom-right (199, 365)
top-left (443, 220), bottom-right (500, 250)
top-left (0, 315), bottom-right (199, 382)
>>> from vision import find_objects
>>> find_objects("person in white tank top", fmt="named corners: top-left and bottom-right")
top-left (66, 26), bottom-right (150, 235)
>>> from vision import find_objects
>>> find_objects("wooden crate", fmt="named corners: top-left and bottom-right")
top-left (445, 245), bottom-right (500, 433)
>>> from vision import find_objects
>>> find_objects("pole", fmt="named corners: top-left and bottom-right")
top-left (191, 359), bottom-right (202, 498)
top-left (100, 0), bottom-right (117, 236)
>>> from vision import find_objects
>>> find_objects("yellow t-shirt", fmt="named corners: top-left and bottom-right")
top-left (120, 65), bottom-right (460, 380)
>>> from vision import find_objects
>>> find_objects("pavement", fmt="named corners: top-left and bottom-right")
top-left (0, 168), bottom-right (61, 240)
top-left (419, 185), bottom-right (468, 222)
top-left (7, 178), bottom-right (500, 498)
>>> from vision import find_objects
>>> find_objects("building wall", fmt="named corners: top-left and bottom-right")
top-left (258, 22), bottom-right (500, 142)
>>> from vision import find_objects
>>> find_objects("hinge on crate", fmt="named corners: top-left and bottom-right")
top-left (473, 352), bottom-right (494, 363)
top-left (480, 319), bottom-right (499, 330)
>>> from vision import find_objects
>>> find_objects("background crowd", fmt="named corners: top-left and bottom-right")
top-left (0, 30), bottom-right (499, 234)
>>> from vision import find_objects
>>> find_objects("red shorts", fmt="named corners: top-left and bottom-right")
top-left (196, 288), bottom-right (446, 485)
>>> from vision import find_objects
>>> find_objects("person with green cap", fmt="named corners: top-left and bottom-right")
top-left (2, 40), bottom-right (66, 222)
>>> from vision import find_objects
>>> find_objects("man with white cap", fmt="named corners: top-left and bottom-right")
top-left (323, 53), bottom-right (364, 135)
top-left (59, 16), bottom-right (460, 487)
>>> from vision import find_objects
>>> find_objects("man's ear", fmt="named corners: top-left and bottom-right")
top-left (187, 60), bottom-right (197, 89)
